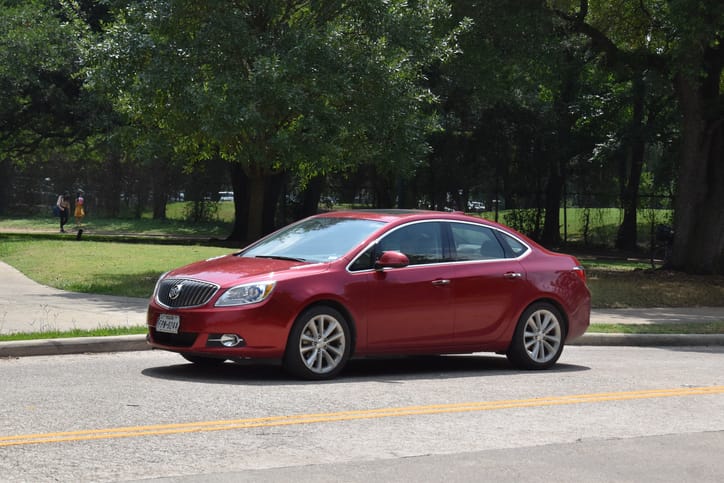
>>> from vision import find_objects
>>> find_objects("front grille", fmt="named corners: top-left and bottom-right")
top-left (151, 329), bottom-right (198, 348)
top-left (156, 278), bottom-right (219, 308)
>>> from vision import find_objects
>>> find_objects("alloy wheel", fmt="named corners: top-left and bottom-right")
top-left (522, 308), bottom-right (562, 364)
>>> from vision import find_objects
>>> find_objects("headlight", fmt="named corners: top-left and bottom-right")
top-left (215, 281), bottom-right (276, 307)
top-left (153, 271), bottom-right (170, 297)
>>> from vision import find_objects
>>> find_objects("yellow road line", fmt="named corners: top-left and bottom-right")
top-left (2, 386), bottom-right (723, 447)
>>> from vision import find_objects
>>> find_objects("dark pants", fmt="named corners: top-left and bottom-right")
top-left (59, 210), bottom-right (69, 231)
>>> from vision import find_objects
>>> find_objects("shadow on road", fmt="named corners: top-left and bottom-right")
top-left (141, 354), bottom-right (589, 386)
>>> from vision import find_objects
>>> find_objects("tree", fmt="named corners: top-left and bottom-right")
top-left (549, 0), bottom-right (724, 272)
top-left (428, 0), bottom-right (600, 244)
top-left (85, 0), bottom-right (460, 242)
top-left (0, 0), bottom-right (88, 213)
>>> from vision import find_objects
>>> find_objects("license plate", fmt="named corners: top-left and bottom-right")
top-left (156, 314), bottom-right (180, 334)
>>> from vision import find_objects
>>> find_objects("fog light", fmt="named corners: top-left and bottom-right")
top-left (220, 334), bottom-right (242, 347)
top-left (206, 333), bottom-right (246, 348)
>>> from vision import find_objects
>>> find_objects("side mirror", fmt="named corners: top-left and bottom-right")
top-left (374, 251), bottom-right (410, 270)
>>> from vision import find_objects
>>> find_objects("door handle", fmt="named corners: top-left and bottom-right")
top-left (431, 279), bottom-right (451, 286)
top-left (503, 272), bottom-right (523, 279)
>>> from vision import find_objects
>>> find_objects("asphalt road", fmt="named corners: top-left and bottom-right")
top-left (1, 345), bottom-right (723, 482)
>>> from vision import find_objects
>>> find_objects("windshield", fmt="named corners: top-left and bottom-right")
top-left (241, 217), bottom-right (385, 263)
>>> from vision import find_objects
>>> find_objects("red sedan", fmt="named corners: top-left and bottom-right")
top-left (147, 210), bottom-right (590, 379)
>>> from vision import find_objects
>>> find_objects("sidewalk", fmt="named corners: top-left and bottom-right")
top-left (0, 262), bottom-right (147, 334)
top-left (1, 261), bottom-right (724, 357)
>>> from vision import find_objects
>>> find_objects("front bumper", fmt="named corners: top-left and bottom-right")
top-left (146, 302), bottom-right (292, 359)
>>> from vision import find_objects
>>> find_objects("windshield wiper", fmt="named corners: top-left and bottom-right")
top-left (254, 255), bottom-right (307, 262)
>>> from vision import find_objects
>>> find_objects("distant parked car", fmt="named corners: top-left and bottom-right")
top-left (467, 200), bottom-right (486, 212)
top-left (147, 210), bottom-right (590, 379)
top-left (218, 191), bottom-right (234, 201)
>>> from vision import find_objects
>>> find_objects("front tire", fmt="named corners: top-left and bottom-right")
top-left (507, 302), bottom-right (565, 370)
top-left (284, 306), bottom-right (351, 380)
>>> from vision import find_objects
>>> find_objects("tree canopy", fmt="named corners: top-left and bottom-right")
top-left (84, 0), bottom-right (462, 240)
top-left (1, 0), bottom-right (722, 274)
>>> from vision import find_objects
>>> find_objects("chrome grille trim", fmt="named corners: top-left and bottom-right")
top-left (156, 278), bottom-right (220, 308)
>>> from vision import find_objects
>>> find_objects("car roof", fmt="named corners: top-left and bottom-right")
top-left (312, 209), bottom-right (534, 244)
top-left (313, 209), bottom-right (503, 226)
top-left (313, 209), bottom-right (427, 222)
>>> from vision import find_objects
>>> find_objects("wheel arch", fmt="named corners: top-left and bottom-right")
top-left (520, 297), bottom-right (570, 339)
top-left (506, 297), bottom-right (569, 370)
top-left (508, 297), bottom-right (569, 347)
top-left (287, 299), bottom-right (358, 355)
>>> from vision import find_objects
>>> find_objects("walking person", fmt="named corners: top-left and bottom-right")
top-left (74, 190), bottom-right (85, 227)
top-left (56, 192), bottom-right (70, 233)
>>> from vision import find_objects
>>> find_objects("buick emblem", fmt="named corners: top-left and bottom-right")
top-left (168, 283), bottom-right (183, 300)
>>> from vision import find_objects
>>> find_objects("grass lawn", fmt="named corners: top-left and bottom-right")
top-left (0, 211), bottom-right (232, 238)
top-left (0, 326), bottom-right (146, 341)
top-left (0, 236), bottom-right (233, 298)
top-left (588, 322), bottom-right (724, 334)
top-left (578, 256), bottom-right (724, 308)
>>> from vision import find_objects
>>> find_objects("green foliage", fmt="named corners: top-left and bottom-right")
top-left (184, 200), bottom-right (220, 223)
top-left (84, 0), bottom-right (461, 179)
top-left (2, 0), bottom-right (721, 272)
top-left (0, 1), bottom-right (83, 155)
top-left (503, 208), bottom-right (544, 239)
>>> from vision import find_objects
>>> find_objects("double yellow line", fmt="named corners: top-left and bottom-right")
top-left (3, 385), bottom-right (723, 447)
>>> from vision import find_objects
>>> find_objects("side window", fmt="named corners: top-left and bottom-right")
top-left (497, 231), bottom-right (530, 257)
top-left (450, 223), bottom-right (505, 260)
top-left (381, 222), bottom-right (443, 265)
top-left (349, 245), bottom-right (375, 271)
top-left (348, 222), bottom-right (445, 270)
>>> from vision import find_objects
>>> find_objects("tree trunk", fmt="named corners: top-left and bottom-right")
top-left (0, 158), bottom-right (11, 216)
top-left (227, 163), bottom-right (249, 243)
top-left (542, 59), bottom-right (579, 247)
top-left (246, 166), bottom-right (266, 243)
top-left (372, 165), bottom-right (395, 208)
top-left (99, 152), bottom-right (123, 217)
top-left (262, 171), bottom-right (285, 235)
top-left (616, 77), bottom-right (646, 252)
top-left (150, 157), bottom-right (170, 220)
top-left (541, 170), bottom-right (562, 246)
top-left (298, 175), bottom-right (324, 219)
top-left (152, 191), bottom-right (167, 220)
top-left (671, 71), bottom-right (724, 274)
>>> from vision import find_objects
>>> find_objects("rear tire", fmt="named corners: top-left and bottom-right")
top-left (284, 306), bottom-right (351, 380)
top-left (507, 302), bottom-right (565, 370)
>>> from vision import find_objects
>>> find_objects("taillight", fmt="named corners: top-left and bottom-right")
top-left (572, 265), bottom-right (586, 283)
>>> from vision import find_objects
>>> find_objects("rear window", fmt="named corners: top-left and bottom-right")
top-left (450, 223), bottom-right (505, 260)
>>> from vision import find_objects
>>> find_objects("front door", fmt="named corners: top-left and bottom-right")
top-left (364, 221), bottom-right (455, 351)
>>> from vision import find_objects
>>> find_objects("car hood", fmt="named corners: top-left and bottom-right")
top-left (165, 253), bottom-right (328, 286)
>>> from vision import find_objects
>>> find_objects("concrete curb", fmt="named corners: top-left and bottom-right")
top-left (2, 333), bottom-right (724, 358)
top-left (571, 333), bottom-right (724, 347)
top-left (0, 335), bottom-right (149, 358)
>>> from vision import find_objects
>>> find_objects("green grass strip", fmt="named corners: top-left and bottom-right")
top-left (588, 322), bottom-right (724, 334)
top-left (0, 326), bottom-right (147, 341)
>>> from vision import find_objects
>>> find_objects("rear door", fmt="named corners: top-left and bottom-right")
top-left (447, 222), bottom-right (532, 344)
